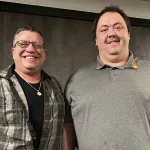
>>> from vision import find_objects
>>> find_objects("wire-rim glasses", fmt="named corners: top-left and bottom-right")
top-left (14, 40), bottom-right (44, 49)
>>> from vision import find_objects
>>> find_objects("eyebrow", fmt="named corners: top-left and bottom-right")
top-left (100, 22), bottom-right (123, 28)
top-left (100, 25), bottom-right (109, 28)
top-left (113, 22), bottom-right (123, 26)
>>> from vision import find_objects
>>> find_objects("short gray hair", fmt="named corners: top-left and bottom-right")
top-left (13, 26), bottom-right (43, 47)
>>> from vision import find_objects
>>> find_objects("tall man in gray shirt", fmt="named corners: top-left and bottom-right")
top-left (63, 5), bottom-right (150, 150)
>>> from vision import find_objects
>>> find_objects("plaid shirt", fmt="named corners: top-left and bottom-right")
top-left (0, 64), bottom-right (64, 150)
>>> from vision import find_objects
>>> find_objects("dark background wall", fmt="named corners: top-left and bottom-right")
top-left (0, 2), bottom-right (150, 89)
top-left (0, 11), bottom-right (97, 88)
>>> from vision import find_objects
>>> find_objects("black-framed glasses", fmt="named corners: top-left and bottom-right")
top-left (14, 40), bottom-right (44, 49)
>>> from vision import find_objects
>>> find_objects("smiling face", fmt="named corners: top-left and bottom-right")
top-left (95, 12), bottom-right (130, 65)
top-left (12, 31), bottom-right (46, 75)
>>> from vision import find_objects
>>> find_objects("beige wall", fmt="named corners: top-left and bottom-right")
top-left (1, 0), bottom-right (150, 19)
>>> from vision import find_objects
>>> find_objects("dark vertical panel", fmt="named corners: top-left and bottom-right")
top-left (47, 18), bottom-right (97, 87)
top-left (1, 10), bottom-right (150, 88)
top-left (129, 26), bottom-right (150, 60)
top-left (3, 12), bottom-right (38, 67)
top-left (0, 11), bottom-right (5, 69)
top-left (0, 11), bottom-right (98, 88)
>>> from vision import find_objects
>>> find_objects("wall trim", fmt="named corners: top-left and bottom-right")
top-left (0, 1), bottom-right (150, 27)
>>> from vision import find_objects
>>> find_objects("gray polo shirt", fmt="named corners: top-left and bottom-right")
top-left (65, 53), bottom-right (150, 150)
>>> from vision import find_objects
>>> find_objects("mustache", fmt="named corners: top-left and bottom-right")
top-left (105, 36), bottom-right (120, 44)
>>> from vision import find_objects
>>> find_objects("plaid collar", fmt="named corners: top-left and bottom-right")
top-left (4, 63), bottom-right (51, 81)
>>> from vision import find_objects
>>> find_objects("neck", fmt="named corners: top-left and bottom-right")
top-left (15, 69), bottom-right (41, 83)
top-left (100, 53), bottom-right (129, 67)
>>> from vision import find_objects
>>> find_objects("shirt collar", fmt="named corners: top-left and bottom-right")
top-left (96, 51), bottom-right (138, 70)
top-left (5, 63), bottom-right (51, 81)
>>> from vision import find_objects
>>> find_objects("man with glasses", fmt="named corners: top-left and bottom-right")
top-left (0, 26), bottom-right (64, 150)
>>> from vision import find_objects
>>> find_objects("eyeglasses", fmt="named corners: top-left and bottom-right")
top-left (14, 40), bottom-right (44, 49)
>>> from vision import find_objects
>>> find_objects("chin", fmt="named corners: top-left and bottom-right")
top-left (108, 51), bottom-right (119, 55)
top-left (26, 65), bottom-right (41, 71)
top-left (23, 66), bottom-right (37, 71)
top-left (108, 48), bottom-right (121, 55)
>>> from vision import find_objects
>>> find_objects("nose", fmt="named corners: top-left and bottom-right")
top-left (107, 27), bottom-right (116, 37)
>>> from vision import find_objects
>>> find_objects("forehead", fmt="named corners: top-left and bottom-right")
top-left (97, 12), bottom-right (127, 27)
top-left (15, 31), bottom-right (43, 41)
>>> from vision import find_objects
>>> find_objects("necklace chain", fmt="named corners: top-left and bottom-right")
top-left (26, 81), bottom-right (42, 96)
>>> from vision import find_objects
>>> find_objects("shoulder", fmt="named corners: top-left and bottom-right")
top-left (42, 70), bottom-right (62, 92)
top-left (131, 59), bottom-right (150, 80)
top-left (137, 59), bottom-right (150, 70)
top-left (0, 66), bottom-right (13, 92)
top-left (51, 76), bottom-right (62, 91)
top-left (77, 62), bottom-right (96, 72)
top-left (0, 64), bottom-right (15, 79)
top-left (71, 62), bottom-right (96, 80)
top-left (65, 62), bottom-right (96, 90)
top-left (0, 68), bottom-right (9, 78)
